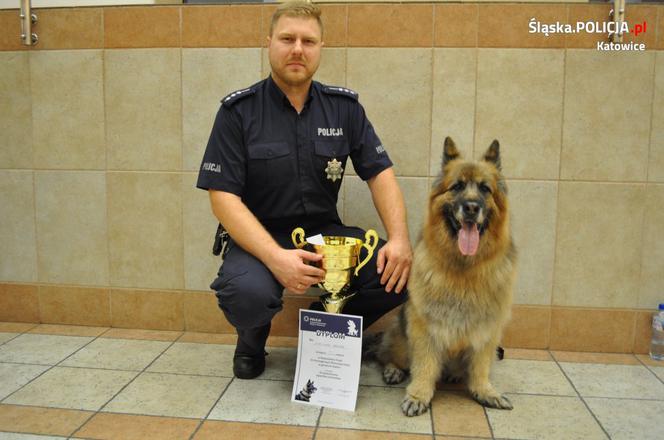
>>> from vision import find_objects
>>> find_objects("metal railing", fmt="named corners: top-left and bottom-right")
top-left (20, 0), bottom-right (38, 46)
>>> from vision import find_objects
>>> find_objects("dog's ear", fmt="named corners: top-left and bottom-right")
top-left (483, 140), bottom-right (501, 170)
top-left (442, 137), bottom-right (461, 167)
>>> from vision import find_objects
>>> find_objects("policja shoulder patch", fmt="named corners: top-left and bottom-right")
top-left (322, 85), bottom-right (359, 101)
top-left (221, 87), bottom-right (256, 108)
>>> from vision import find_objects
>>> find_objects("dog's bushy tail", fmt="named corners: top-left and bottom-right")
top-left (362, 332), bottom-right (384, 361)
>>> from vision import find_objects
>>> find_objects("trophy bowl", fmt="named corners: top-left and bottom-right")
top-left (292, 227), bottom-right (378, 314)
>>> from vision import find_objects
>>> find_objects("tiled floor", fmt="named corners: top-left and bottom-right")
top-left (0, 322), bottom-right (663, 440)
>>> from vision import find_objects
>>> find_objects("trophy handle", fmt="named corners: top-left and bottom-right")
top-left (291, 227), bottom-right (306, 249)
top-left (355, 229), bottom-right (378, 276)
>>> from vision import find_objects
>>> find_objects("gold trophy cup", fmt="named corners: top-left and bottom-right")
top-left (292, 227), bottom-right (379, 314)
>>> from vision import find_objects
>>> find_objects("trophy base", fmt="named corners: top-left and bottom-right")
top-left (320, 291), bottom-right (356, 314)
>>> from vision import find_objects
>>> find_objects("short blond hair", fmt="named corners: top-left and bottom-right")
top-left (269, 1), bottom-right (323, 38)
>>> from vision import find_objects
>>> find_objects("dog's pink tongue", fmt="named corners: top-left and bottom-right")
top-left (458, 223), bottom-right (480, 256)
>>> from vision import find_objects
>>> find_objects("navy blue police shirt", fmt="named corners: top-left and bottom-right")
top-left (196, 75), bottom-right (392, 232)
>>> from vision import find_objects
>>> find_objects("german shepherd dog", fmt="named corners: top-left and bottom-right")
top-left (376, 137), bottom-right (516, 416)
top-left (294, 379), bottom-right (317, 402)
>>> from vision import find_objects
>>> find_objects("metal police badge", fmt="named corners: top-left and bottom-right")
top-left (325, 158), bottom-right (344, 182)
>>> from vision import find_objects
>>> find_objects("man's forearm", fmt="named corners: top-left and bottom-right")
top-left (208, 190), bottom-right (281, 265)
top-left (367, 168), bottom-right (409, 240)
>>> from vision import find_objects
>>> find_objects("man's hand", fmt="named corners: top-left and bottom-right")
top-left (266, 248), bottom-right (326, 294)
top-left (376, 237), bottom-right (412, 294)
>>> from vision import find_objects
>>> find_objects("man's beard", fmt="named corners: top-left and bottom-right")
top-left (270, 59), bottom-right (319, 87)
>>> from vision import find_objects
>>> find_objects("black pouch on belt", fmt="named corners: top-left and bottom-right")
top-left (212, 223), bottom-right (230, 257)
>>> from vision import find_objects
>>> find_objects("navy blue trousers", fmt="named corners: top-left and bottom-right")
top-left (210, 223), bottom-right (408, 335)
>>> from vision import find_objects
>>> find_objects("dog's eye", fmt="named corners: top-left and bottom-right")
top-left (479, 183), bottom-right (492, 194)
top-left (450, 181), bottom-right (465, 192)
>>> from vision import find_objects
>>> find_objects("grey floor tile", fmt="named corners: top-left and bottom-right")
top-left (0, 333), bottom-right (19, 345)
top-left (208, 379), bottom-right (320, 426)
top-left (103, 372), bottom-right (229, 418)
top-left (650, 366), bottom-right (664, 382)
top-left (0, 362), bottom-right (49, 400)
top-left (4, 366), bottom-right (136, 410)
top-left (0, 334), bottom-right (93, 365)
top-left (60, 338), bottom-right (170, 371)
top-left (560, 362), bottom-right (664, 399)
top-left (262, 347), bottom-right (297, 380)
top-left (586, 397), bottom-right (664, 440)
top-left (486, 394), bottom-right (606, 440)
top-left (491, 359), bottom-right (576, 396)
top-left (146, 342), bottom-right (234, 377)
top-left (319, 386), bottom-right (432, 434)
top-left (359, 360), bottom-right (406, 388)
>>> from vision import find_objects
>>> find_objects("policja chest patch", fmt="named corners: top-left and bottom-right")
top-left (325, 158), bottom-right (344, 182)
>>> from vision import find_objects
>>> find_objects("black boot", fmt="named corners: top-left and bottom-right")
top-left (233, 323), bottom-right (270, 379)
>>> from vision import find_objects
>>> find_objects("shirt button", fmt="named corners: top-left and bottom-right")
top-left (267, 149), bottom-right (273, 157)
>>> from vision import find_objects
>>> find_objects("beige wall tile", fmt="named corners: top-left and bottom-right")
top-left (182, 5), bottom-right (261, 48)
top-left (431, 49), bottom-right (477, 177)
top-left (348, 4), bottom-right (433, 47)
top-left (107, 172), bottom-right (183, 289)
top-left (36, 8), bottom-right (103, 50)
top-left (35, 171), bottom-right (108, 285)
top-left (509, 180), bottom-right (558, 305)
top-left (475, 49), bottom-right (564, 180)
top-left (38, 286), bottom-right (110, 327)
top-left (478, 4), bottom-right (566, 49)
top-left (104, 6), bottom-right (180, 49)
top-left (550, 308), bottom-right (635, 353)
top-left (28, 323), bottom-right (108, 337)
top-left (634, 310), bottom-right (653, 354)
top-left (347, 48), bottom-right (432, 177)
top-left (182, 48), bottom-right (262, 172)
top-left (553, 182), bottom-right (644, 308)
top-left (649, 52), bottom-right (664, 182)
top-left (105, 49), bottom-right (181, 171)
top-left (183, 291), bottom-right (233, 334)
top-left (551, 351), bottom-right (640, 365)
top-left (314, 47), bottom-right (346, 88)
top-left (343, 176), bottom-right (428, 246)
top-left (502, 305), bottom-right (551, 349)
top-left (0, 171), bottom-right (37, 282)
top-left (101, 328), bottom-right (181, 342)
top-left (658, 7), bottom-right (664, 50)
top-left (639, 184), bottom-right (664, 308)
top-left (111, 289), bottom-right (184, 331)
top-left (0, 52), bottom-right (32, 169)
top-left (561, 50), bottom-right (654, 182)
top-left (0, 11), bottom-right (26, 51)
top-left (434, 4), bottom-right (478, 48)
top-left (31, 50), bottom-right (105, 170)
top-left (318, 4), bottom-right (348, 48)
top-left (183, 173), bottom-right (223, 292)
top-left (0, 284), bottom-right (39, 323)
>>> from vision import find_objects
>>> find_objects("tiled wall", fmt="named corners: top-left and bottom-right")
top-left (0, 3), bottom-right (662, 353)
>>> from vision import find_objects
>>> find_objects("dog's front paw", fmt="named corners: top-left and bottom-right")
top-left (471, 391), bottom-right (513, 410)
top-left (383, 364), bottom-right (406, 385)
top-left (401, 394), bottom-right (429, 417)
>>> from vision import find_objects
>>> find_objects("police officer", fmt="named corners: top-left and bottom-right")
top-left (197, 1), bottom-right (412, 379)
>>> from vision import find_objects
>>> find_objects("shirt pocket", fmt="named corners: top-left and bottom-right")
top-left (314, 140), bottom-right (350, 179)
top-left (247, 142), bottom-right (293, 187)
